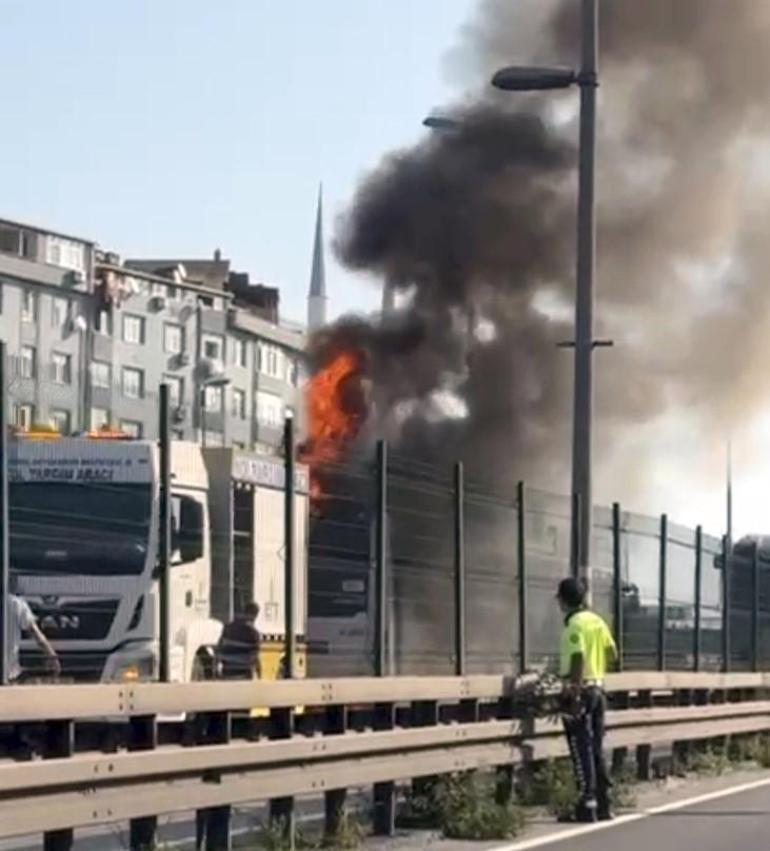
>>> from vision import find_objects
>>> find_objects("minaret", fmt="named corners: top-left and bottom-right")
top-left (307, 185), bottom-right (327, 331)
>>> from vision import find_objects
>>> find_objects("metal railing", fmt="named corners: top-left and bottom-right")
top-left (0, 672), bottom-right (768, 848)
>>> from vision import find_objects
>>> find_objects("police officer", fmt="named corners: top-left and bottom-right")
top-left (556, 577), bottom-right (616, 823)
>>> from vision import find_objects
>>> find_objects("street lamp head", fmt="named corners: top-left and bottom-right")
top-left (422, 116), bottom-right (461, 132)
top-left (492, 66), bottom-right (577, 92)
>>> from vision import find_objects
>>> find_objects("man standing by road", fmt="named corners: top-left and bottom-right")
top-left (216, 601), bottom-right (262, 680)
top-left (7, 582), bottom-right (60, 682)
top-left (556, 577), bottom-right (616, 823)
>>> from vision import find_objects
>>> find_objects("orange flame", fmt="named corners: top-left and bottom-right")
top-left (300, 348), bottom-right (367, 502)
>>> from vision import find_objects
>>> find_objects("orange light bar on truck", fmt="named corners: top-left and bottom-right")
top-left (88, 425), bottom-right (131, 440)
top-left (20, 423), bottom-right (61, 440)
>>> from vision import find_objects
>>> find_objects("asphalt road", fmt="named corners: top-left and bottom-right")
top-left (494, 778), bottom-right (770, 851)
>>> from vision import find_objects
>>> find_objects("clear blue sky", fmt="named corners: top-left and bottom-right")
top-left (0, 0), bottom-right (478, 324)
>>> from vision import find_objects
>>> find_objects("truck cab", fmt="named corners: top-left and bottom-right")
top-left (12, 434), bottom-right (220, 683)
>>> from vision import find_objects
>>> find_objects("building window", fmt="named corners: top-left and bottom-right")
top-left (122, 367), bottom-right (145, 399)
top-left (16, 404), bottom-right (34, 431)
top-left (202, 334), bottom-right (224, 362)
top-left (231, 338), bottom-right (247, 368)
top-left (20, 346), bottom-right (36, 380)
top-left (164, 323), bottom-right (184, 355)
top-left (91, 407), bottom-right (110, 431)
top-left (91, 361), bottom-right (111, 389)
top-left (52, 352), bottom-right (72, 385)
top-left (122, 314), bottom-right (145, 345)
top-left (257, 343), bottom-right (284, 379)
top-left (164, 375), bottom-right (184, 407)
top-left (21, 291), bottom-right (37, 323)
top-left (256, 391), bottom-right (283, 428)
top-left (204, 385), bottom-right (223, 412)
top-left (288, 358), bottom-right (299, 387)
top-left (46, 237), bottom-right (85, 273)
top-left (120, 420), bottom-right (143, 439)
top-left (231, 388), bottom-right (246, 419)
top-left (95, 308), bottom-right (112, 336)
top-left (51, 297), bottom-right (69, 328)
top-left (51, 409), bottom-right (71, 435)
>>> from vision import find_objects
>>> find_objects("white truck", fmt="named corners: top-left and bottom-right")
top-left (9, 434), bottom-right (308, 683)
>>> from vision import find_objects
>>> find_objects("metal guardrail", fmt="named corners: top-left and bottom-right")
top-left (1, 672), bottom-right (770, 848)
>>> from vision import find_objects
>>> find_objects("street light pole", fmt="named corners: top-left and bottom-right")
top-left (571, 0), bottom-right (599, 580)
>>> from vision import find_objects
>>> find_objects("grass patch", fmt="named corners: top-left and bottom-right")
top-left (610, 765), bottom-right (638, 811)
top-left (399, 773), bottom-right (525, 840)
top-left (677, 745), bottom-right (729, 778)
top-left (520, 760), bottom-right (578, 819)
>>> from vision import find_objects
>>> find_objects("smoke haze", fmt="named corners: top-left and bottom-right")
top-left (325, 0), bottom-right (770, 518)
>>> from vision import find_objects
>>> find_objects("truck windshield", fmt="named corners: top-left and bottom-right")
top-left (10, 482), bottom-right (152, 576)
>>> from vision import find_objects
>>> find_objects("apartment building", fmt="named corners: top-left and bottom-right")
top-left (0, 218), bottom-right (94, 433)
top-left (0, 217), bottom-right (307, 451)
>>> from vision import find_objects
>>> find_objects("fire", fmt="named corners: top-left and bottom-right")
top-left (300, 348), bottom-right (367, 502)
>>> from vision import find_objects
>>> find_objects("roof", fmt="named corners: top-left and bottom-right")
top-left (0, 216), bottom-right (95, 246)
top-left (126, 258), bottom-right (231, 291)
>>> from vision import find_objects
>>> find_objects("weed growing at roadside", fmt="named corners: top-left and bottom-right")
top-left (439, 773), bottom-right (525, 841)
top-left (519, 760), bottom-right (578, 819)
top-left (399, 773), bottom-right (525, 840)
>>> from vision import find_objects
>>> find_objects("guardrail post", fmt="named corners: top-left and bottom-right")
top-left (722, 535), bottom-right (731, 673)
top-left (612, 502), bottom-right (623, 671)
top-left (372, 702), bottom-right (396, 836)
top-left (43, 721), bottom-right (75, 851)
top-left (375, 441), bottom-right (388, 677)
top-left (657, 514), bottom-right (668, 672)
top-left (454, 462), bottom-right (466, 676)
top-left (693, 526), bottom-right (703, 673)
top-left (269, 707), bottom-right (295, 845)
top-left (752, 539), bottom-right (760, 672)
top-left (517, 481), bottom-right (527, 674)
top-left (570, 492), bottom-right (582, 579)
top-left (283, 414), bottom-right (295, 678)
top-left (323, 705), bottom-right (348, 844)
top-left (201, 712), bottom-right (232, 851)
top-left (128, 715), bottom-right (159, 851)
top-left (0, 341), bottom-right (8, 686)
top-left (159, 383), bottom-right (172, 682)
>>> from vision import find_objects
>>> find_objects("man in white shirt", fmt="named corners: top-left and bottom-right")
top-left (7, 593), bottom-right (60, 682)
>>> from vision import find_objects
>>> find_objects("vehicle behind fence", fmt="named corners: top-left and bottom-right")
top-left (306, 443), bottom-right (748, 679)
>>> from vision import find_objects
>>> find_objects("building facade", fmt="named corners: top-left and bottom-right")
top-left (0, 217), bottom-right (306, 451)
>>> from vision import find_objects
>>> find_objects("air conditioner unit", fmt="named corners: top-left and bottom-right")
top-left (65, 315), bottom-right (88, 334)
top-left (176, 351), bottom-right (191, 367)
top-left (172, 406), bottom-right (186, 424)
top-left (149, 295), bottom-right (167, 311)
top-left (65, 269), bottom-right (85, 287)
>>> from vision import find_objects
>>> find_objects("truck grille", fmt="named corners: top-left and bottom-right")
top-left (26, 598), bottom-right (120, 641)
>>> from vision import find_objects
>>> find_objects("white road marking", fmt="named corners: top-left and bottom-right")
top-left (487, 774), bottom-right (770, 851)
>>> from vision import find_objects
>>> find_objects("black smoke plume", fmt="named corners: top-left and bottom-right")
top-left (325, 0), bottom-right (770, 513)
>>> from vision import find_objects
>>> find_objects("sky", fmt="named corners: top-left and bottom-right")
top-left (0, 0), bottom-right (477, 325)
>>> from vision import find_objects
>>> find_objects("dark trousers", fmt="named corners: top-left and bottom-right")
top-left (562, 686), bottom-right (611, 811)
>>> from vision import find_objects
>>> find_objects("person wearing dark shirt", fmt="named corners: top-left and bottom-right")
top-left (216, 602), bottom-right (262, 679)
